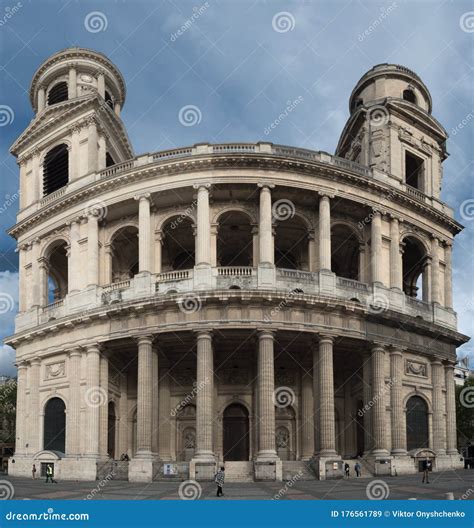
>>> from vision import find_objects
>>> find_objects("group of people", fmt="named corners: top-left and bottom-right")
top-left (343, 461), bottom-right (362, 478)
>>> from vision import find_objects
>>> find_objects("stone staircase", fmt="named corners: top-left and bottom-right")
top-left (223, 461), bottom-right (254, 482)
top-left (96, 460), bottom-right (129, 481)
top-left (282, 460), bottom-right (316, 481)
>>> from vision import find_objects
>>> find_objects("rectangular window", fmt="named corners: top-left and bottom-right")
top-left (405, 151), bottom-right (424, 191)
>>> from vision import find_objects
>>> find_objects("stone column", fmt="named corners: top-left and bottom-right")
top-left (85, 345), bottom-right (101, 456)
top-left (312, 340), bottom-right (320, 456)
top-left (389, 216), bottom-right (402, 289)
top-left (118, 374), bottom-right (128, 457)
top-left (136, 193), bottom-right (151, 273)
top-left (37, 85), bottom-right (46, 112)
top-left (68, 349), bottom-right (82, 455)
top-left (114, 102), bottom-right (121, 116)
top-left (389, 347), bottom-right (406, 455)
top-left (68, 66), bottom-right (77, 98)
top-left (97, 71), bottom-right (105, 98)
top-left (318, 335), bottom-right (337, 456)
top-left (362, 352), bottom-right (372, 455)
top-left (444, 242), bottom-right (453, 308)
top-left (371, 211), bottom-right (383, 284)
top-left (154, 232), bottom-right (162, 274)
top-left (194, 184), bottom-right (211, 266)
top-left (14, 362), bottom-right (28, 455)
top-left (87, 117), bottom-right (98, 173)
top-left (431, 360), bottom-right (446, 455)
top-left (300, 370), bottom-right (314, 460)
top-left (158, 361), bottom-right (171, 460)
top-left (70, 126), bottom-right (80, 181)
top-left (194, 331), bottom-right (215, 460)
top-left (257, 331), bottom-right (277, 459)
top-left (68, 219), bottom-right (81, 292)
top-left (318, 194), bottom-right (331, 271)
top-left (444, 363), bottom-right (458, 455)
top-left (28, 358), bottom-right (41, 453)
top-left (371, 344), bottom-right (389, 456)
top-left (431, 237), bottom-right (440, 304)
top-left (258, 185), bottom-right (274, 265)
top-left (135, 336), bottom-right (154, 457)
top-left (38, 259), bottom-right (49, 307)
top-left (151, 346), bottom-right (159, 456)
top-left (99, 354), bottom-right (109, 457)
top-left (18, 245), bottom-right (26, 312)
top-left (30, 239), bottom-right (41, 308)
top-left (87, 212), bottom-right (99, 287)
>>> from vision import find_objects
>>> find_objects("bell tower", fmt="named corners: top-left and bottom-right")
top-left (10, 47), bottom-right (133, 212)
top-left (336, 64), bottom-right (448, 199)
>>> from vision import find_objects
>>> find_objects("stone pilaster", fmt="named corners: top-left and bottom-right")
top-left (99, 354), bottom-right (109, 457)
top-left (158, 361), bottom-right (171, 460)
top-left (389, 216), bottom-right (402, 289)
top-left (431, 360), bottom-right (446, 455)
top-left (258, 185), bottom-right (274, 265)
top-left (87, 117), bottom-right (98, 173)
top-left (14, 362), bottom-right (28, 455)
top-left (67, 349), bottom-right (82, 455)
top-left (135, 336), bottom-right (154, 457)
top-left (312, 341), bottom-right (320, 456)
top-left (371, 210), bottom-right (383, 284)
top-left (370, 344), bottom-right (389, 456)
top-left (444, 363), bottom-right (458, 455)
top-left (300, 370), bottom-right (314, 460)
top-left (136, 193), bottom-right (151, 273)
top-left (444, 242), bottom-right (453, 308)
top-left (37, 85), bottom-right (45, 113)
top-left (362, 353), bottom-right (372, 455)
top-left (27, 357), bottom-right (41, 454)
top-left (389, 347), bottom-right (406, 455)
top-left (195, 184), bottom-right (211, 266)
top-left (431, 236), bottom-right (440, 304)
top-left (318, 194), bottom-right (331, 271)
top-left (151, 345), bottom-right (159, 456)
top-left (68, 219), bottom-right (81, 292)
top-left (318, 335), bottom-right (337, 456)
top-left (85, 345), bottom-right (101, 457)
top-left (68, 66), bottom-right (77, 98)
top-left (87, 212), bottom-right (99, 287)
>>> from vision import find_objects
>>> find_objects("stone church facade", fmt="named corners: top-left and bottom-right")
top-left (7, 48), bottom-right (468, 482)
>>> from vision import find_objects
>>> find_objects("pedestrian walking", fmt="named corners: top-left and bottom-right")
top-left (421, 458), bottom-right (430, 483)
top-left (45, 464), bottom-right (57, 484)
top-left (215, 466), bottom-right (225, 497)
top-left (344, 462), bottom-right (350, 478)
top-left (354, 462), bottom-right (361, 477)
top-left (32, 464), bottom-right (37, 480)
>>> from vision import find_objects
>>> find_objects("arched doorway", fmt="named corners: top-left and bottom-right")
top-left (161, 216), bottom-right (195, 271)
top-left (406, 396), bottom-right (429, 451)
top-left (108, 401), bottom-right (116, 459)
top-left (43, 397), bottom-right (66, 453)
top-left (331, 224), bottom-right (360, 280)
top-left (223, 404), bottom-right (249, 461)
top-left (110, 226), bottom-right (139, 283)
top-left (402, 236), bottom-right (429, 300)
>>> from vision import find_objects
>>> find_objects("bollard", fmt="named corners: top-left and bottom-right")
top-left (445, 492), bottom-right (454, 500)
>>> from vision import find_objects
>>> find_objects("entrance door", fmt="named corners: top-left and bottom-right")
top-left (223, 404), bottom-right (249, 461)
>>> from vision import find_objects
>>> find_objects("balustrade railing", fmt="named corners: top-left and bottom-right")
top-left (42, 298), bottom-right (64, 312)
top-left (337, 276), bottom-right (369, 291)
top-left (217, 266), bottom-right (254, 277)
top-left (156, 270), bottom-right (191, 281)
top-left (277, 268), bottom-right (317, 281)
top-left (102, 279), bottom-right (131, 293)
top-left (40, 187), bottom-right (67, 206)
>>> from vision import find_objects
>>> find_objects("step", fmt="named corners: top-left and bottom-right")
top-left (223, 461), bottom-right (254, 482)
top-left (282, 460), bottom-right (316, 481)
top-left (343, 459), bottom-right (374, 478)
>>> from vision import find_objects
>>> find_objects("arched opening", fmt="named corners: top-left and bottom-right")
top-left (223, 403), bottom-right (249, 461)
top-left (161, 216), bottom-right (195, 271)
top-left (47, 82), bottom-right (68, 105)
top-left (106, 153), bottom-right (115, 167)
top-left (406, 396), bottom-right (429, 451)
top-left (176, 405), bottom-right (196, 461)
top-left (45, 240), bottom-right (69, 304)
top-left (403, 89), bottom-right (417, 104)
top-left (331, 224), bottom-right (360, 280)
top-left (43, 397), bottom-right (66, 453)
top-left (108, 401), bottom-right (116, 459)
top-left (105, 90), bottom-right (114, 109)
top-left (43, 144), bottom-right (69, 196)
top-left (274, 216), bottom-right (309, 270)
top-left (217, 211), bottom-right (253, 266)
top-left (110, 226), bottom-right (139, 283)
top-left (402, 236), bottom-right (428, 300)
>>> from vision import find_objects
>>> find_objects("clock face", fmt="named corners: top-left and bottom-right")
top-left (81, 74), bottom-right (93, 83)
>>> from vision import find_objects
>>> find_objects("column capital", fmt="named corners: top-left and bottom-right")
top-left (317, 190), bottom-right (334, 199)
top-left (431, 358), bottom-right (443, 367)
top-left (85, 343), bottom-right (102, 355)
top-left (389, 345), bottom-right (406, 355)
top-left (318, 333), bottom-right (335, 344)
top-left (68, 348), bottom-right (83, 359)
top-left (193, 182), bottom-right (211, 191)
top-left (16, 360), bottom-right (29, 370)
top-left (257, 329), bottom-right (275, 340)
top-left (194, 330), bottom-right (213, 341)
top-left (135, 335), bottom-right (155, 347)
top-left (134, 192), bottom-right (151, 202)
top-left (257, 182), bottom-right (275, 190)
top-left (30, 356), bottom-right (42, 366)
top-left (370, 341), bottom-right (386, 353)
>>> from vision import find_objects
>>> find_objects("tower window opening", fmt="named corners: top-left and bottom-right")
top-left (105, 91), bottom-right (114, 109)
top-left (47, 82), bottom-right (68, 105)
top-left (403, 89), bottom-right (417, 104)
top-left (106, 152), bottom-right (115, 167)
top-left (405, 151), bottom-right (424, 191)
top-left (43, 144), bottom-right (69, 196)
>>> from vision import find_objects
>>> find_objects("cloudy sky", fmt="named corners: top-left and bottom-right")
top-left (0, 0), bottom-right (472, 376)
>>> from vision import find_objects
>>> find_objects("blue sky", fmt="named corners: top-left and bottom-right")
top-left (0, 0), bottom-right (472, 375)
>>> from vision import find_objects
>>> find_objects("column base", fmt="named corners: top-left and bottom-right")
top-left (257, 263), bottom-right (276, 288)
top-left (189, 456), bottom-right (216, 481)
top-left (391, 449), bottom-right (408, 456)
top-left (310, 454), bottom-right (343, 480)
top-left (129, 456), bottom-right (154, 482)
top-left (193, 264), bottom-right (213, 290)
top-left (318, 270), bottom-right (336, 295)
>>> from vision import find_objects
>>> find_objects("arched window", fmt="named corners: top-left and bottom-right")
top-left (43, 144), bottom-right (69, 196)
top-left (48, 82), bottom-right (68, 105)
top-left (274, 216), bottom-right (309, 270)
top-left (402, 236), bottom-right (428, 300)
top-left (403, 89), bottom-right (417, 104)
top-left (105, 91), bottom-right (114, 109)
top-left (43, 397), bottom-right (66, 452)
top-left (331, 224), bottom-right (360, 280)
top-left (161, 216), bottom-right (195, 272)
top-left (217, 211), bottom-right (253, 267)
top-left (110, 226), bottom-right (139, 283)
top-left (45, 240), bottom-right (69, 304)
top-left (406, 396), bottom-right (429, 451)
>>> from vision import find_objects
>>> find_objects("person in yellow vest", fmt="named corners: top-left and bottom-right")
top-left (45, 464), bottom-right (57, 483)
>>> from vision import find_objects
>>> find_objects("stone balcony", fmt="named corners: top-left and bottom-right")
top-left (15, 267), bottom-right (457, 334)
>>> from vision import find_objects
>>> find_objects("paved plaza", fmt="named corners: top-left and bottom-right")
top-left (3, 470), bottom-right (472, 501)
